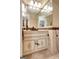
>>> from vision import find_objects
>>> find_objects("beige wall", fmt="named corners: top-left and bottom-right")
top-left (20, 17), bottom-right (23, 57)
top-left (52, 0), bottom-right (59, 27)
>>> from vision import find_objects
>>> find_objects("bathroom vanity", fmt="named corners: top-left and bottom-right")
top-left (23, 30), bottom-right (49, 56)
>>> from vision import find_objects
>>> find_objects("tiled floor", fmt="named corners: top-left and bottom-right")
top-left (32, 54), bottom-right (59, 59)
top-left (47, 54), bottom-right (59, 59)
top-left (23, 50), bottom-right (59, 59)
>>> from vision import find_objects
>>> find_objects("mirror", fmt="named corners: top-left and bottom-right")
top-left (22, 0), bottom-right (53, 29)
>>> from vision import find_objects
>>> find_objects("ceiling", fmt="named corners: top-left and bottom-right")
top-left (22, 0), bottom-right (54, 16)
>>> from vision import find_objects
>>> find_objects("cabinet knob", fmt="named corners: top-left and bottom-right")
top-left (35, 42), bottom-right (39, 46)
top-left (56, 34), bottom-right (58, 37)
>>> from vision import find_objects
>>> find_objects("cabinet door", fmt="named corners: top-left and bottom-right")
top-left (23, 41), bottom-right (35, 52)
top-left (41, 39), bottom-right (48, 48)
top-left (37, 40), bottom-right (42, 48)
top-left (37, 39), bottom-right (48, 49)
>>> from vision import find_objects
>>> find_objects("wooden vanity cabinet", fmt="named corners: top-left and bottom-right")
top-left (23, 31), bottom-right (49, 55)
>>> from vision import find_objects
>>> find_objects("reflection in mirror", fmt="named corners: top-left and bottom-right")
top-left (22, 0), bottom-right (53, 29)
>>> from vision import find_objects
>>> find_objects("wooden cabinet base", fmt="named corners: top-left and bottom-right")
top-left (23, 31), bottom-right (49, 55)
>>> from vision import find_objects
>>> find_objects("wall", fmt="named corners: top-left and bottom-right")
top-left (52, 0), bottom-right (59, 27)
top-left (20, 17), bottom-right (23, 57)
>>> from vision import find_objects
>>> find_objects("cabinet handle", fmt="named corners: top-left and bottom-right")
top-left (56, 35), bottom-right (58, 37)
top-left (35, 42), bottom-right (39, 46)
